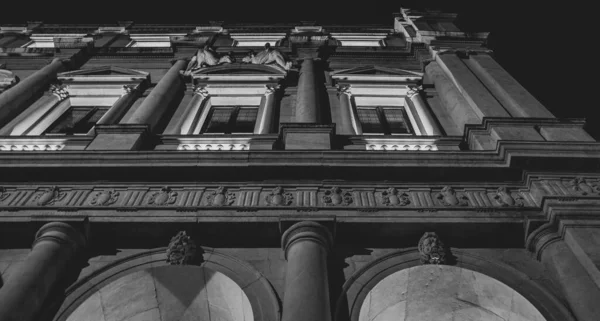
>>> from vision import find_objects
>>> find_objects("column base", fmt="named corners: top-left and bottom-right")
top-left (86, 124), bottom-right (150, 151)
top-left (279, 123), bottom-right (335, 150)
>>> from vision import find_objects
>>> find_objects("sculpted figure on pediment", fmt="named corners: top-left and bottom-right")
top-left (242, 43), bottom-right (292, 71)
top-left (184, 45), bottom-right (234, 75)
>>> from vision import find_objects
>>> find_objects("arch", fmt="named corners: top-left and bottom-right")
top-left (335, 249), bottom-right (574, 321)
top-left (51, 247), bottom-right (280, 321)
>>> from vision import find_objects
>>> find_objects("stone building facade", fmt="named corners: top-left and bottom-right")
top-left (0, 7), bottom-right (599, 321)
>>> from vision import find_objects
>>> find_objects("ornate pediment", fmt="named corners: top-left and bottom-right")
top-left (58, 66), bottom-right (150, 82)
top-left (191, 63), bottom-right (286, 82)
top-left (332, 65), bottom-right (423, 83)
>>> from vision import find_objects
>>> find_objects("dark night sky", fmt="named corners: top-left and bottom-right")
top-left (6, 1), bottom-right (597, 138)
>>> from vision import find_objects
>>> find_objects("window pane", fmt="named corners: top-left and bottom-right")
top-left (233, 107), bottom-right (258, 133)
top-left (73, 107), bottom-right (108, 134)
top-left (383, 108), bottom-right (411, 134)
top-left (357, 108), bottom-right (384, 133)
top-left (46, 108), bottom-right (90, 134)
top-left (203, 107), bottom-right (234, 133)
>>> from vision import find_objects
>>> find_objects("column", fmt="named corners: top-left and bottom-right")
top-left (95, 84), bottom-right (143, 126)
top-left (9, 84), bottom-right (69, 135)
top-left (337, 85), bottom-right (359, 135)
top-left (541, 239), bottom-right (600, 321)
top-left (0, 58), bottom-right (67, 129)
top-left (281, 221), bottom-right (333, 321)
top-left (0, 222), bottom-right (86, 321)
top-left (177, 86), bottom-right (209, 135)
top-left (254, 84), bottom-right (279, 134)
top-left (406, 87), bottom-right (442, 136)
top-left (122, 59), bottom-right (187, 132)
top-left (295, 58), bottom-right (320, 123)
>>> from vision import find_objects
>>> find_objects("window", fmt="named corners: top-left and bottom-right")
top-left (357, 106), bottom-right (413, 135)
top-left (126, 36), bottom-right (172, 48)
top-left (201, 106), bottom-right (258, 134)
top-left (44, 106), bottom-right (108, 135)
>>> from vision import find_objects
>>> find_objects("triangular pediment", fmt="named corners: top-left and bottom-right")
top-left (332, 65), bottom-right (423, 77)
top-left (58, 66), bottom-right (149, 77)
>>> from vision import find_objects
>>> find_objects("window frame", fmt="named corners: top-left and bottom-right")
top-left (43, 106), bottom-right (110, 136)
top-left (200, 105), bottom-right (259, 135)
top-left (356, 105), bottom-right (414, 136)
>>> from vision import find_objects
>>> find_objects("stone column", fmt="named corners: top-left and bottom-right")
top-left (9, 84), bottom-right (69, 135)
top-left (337, 85), bottom-right (359, 135)
top-left (0, 222), bottom-right (86, 321)
top-left (95, 84), bottom-right (142, 126)
top-left (122, 59), bottom-right (187, 132)
top-left (295, 59), bottom-right (320, 123)
top-left (406, 87), bottom-right (442, 136)
top-left (281, 221), bottom-right (333, 321)
top-left (0, 58), bottom-right (67, 129)
top-left (254, 84), bottom-right (279, 134)
top-left (540, 239), bottom-right (600, 321)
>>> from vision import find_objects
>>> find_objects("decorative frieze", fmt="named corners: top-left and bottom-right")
top-left (0, 176), bottom-right (597, 211)
top-left (177, 144), bottom-right (249, 151)
top-left (366, 144), bottom-right (438, 151)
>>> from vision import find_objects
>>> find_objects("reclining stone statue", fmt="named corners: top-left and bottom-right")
top-left (184, 46), bottom-right (234, 75)
top-left (242, 43), bottom-right (292, 71)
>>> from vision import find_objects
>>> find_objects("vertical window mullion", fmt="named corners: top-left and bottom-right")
top-left (229, 106), bottom-right (241, 133)
top-left (376, 107), bottom-right (391, 135)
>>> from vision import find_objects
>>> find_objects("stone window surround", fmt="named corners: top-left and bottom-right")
top-left (8, 78), bottom-right (145, 137)
top-left (21, 34), bottom-right (90, 48)
top-left (125, 34), bottom-right (186, 48)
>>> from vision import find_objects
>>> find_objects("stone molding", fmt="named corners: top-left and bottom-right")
top-left (33, 222), bottom-right (86, 253)
top-left (281, 221), bottom-right (333, 258)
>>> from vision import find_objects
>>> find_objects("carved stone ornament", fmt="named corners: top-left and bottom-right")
top-left (193, 85), bottom-right (209, 98)
top-left (493, 187), bottom-right (524, 207)
top-left (337, 84), bottom-right (352, 97)
top-left (49, 83), bottom-right (69, 100)
top-left (148, 186), bottom-right (178, 206)
top-left (0, 69), bottom-right (18, 92)
top-left (34, 186), bottom-right (66, 206)
top-left (89, 189), bottom-right (120, 206)
top-left (382, 187), bottom-right (410, 206)
top-left (206, 186), bottom-right (236, 206)
top-left (264, 84), bottom-right (280, 96)
top-left (122, 84), bottom-right (138, 94)
top-left (166, 231), bottom-right (197, 265)
top-left (0, 187), bottom-right (10, 203)
top-left (406, 86), bottom-right (423, 98)
top-left (418, 232), bottom-right (447, 265)
top-left (265, 186), bottom-right (293, 206)
top-left (323, 186), bottom-right (353, 206)
top-left (568, 177), bottom-right (599, 195)
top-left (436, 186), bottom-right (469, 206)
top-left (242, 43), bottom-right (292, 71)
top-left (184, 45), bottom-right (234, 75)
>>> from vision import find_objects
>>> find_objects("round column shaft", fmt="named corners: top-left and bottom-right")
top-left (122, 59), bottom-right (187, 132)
top-left (0, 58), bottom-right (67, 129)
top-left (541, 240), bottom-right (600, 321)
top-left (281, 221), bottom-right (333, 321)
top-left (295, 59), bottom-right (320, 123)
top-left (407, 89), bottom-right (442, 136)
top-left (96, 85), bottom-right (142, 126)
top-left (0, 222), bottom-right (85, 321)
top-left (254, 85), bottom-right (278, 134)
top-left (338, 86), bottom-right (358, 135)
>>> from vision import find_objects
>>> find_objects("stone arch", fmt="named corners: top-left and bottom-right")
top-left (335, 249), bottom-right (574, 321)
top-left (52, 247), bottom-right (280, 321)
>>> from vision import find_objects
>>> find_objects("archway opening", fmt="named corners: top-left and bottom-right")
top-left (66, 265), bottom-right (253, 321)
top-left (359, 265), bottom-right (546, 321)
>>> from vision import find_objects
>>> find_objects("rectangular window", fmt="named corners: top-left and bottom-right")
top-left (44, 106), bottom-right (108, 135)
top-left (201, 106), bottom-right (258, 134)
top-left (357, 106), bottom-right (412, 135)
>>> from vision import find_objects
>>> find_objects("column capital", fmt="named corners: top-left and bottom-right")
top-left (406, 85), bottom-right (422, 98)
top-left (336, 84), bottom-right (352, 97)
top-left (193, 85), bottom-right (209, 98)
top-left (264, 84), bottom-right (280, 96)
top-left (281, 221), bottom-right (333, 259)
top-left (33, 222), bottom-right (86, 253)
top-left (49, 83), bottom-right (69, 101)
